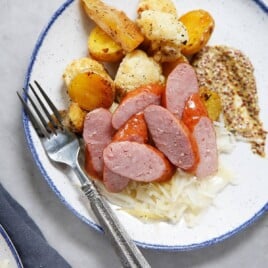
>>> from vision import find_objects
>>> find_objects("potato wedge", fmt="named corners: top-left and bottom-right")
top-left (179, 10), bottom-right (214, 56)
top-left (82, 0), bottom-right (144, 52)
top-left (199, 86), bottom-right (222, 121)
top-left (88, 26), bottom-right (124, 62)
top-left (63, 57), bottom-right (114, 111)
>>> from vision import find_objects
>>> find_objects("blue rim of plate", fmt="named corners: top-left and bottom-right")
top-left (0, 225), bottom-right (23, 267)
top-left (22, 0), bottom-right (268, 251)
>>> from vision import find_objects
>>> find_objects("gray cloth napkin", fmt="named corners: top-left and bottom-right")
top-left (0, 183), bottom-right (71, 268)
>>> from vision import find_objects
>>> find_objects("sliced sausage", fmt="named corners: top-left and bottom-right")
top-left (112, 113), bottom-right (148, 144)
top-left (144, 105), bottom-right (198, 170)
top-left (192, 116), bottom-right (218, 178)
top-left (83, 108), bottom-right (114, 179)
top-left (103, 141), bottom-right (174, 182)
top-left (112, 84), bottom-right (164, 129)
top-left (104, 113), bottom-right (148, 192)
top-left (84, 144), bottom-right (106, 179)
top-left (103, 166), bottom-right (130, 193)
top-left (164, 63), bottom-right (199, 119)
top-left (182, 93), bottom-right (208, 132)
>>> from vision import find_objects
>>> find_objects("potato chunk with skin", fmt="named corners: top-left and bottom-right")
top-left (179, 10), bottom-right (215, 56)
top-left (63, 57), bottom-right (113, 87)
top-left (88, 26), bottom-right (124, 62)
top-left (199, 87), bottom-right (222, 121)
top-left (64, 102), bottom-right (87, 134)
top-left (114, 50), bottom-right (164, 101)
top-left (137, 0), bottom-right (177, 16)
top-left (63, 57), bottom-right (115, 111)
top-left (68, 72), bottom-right (114, 111)
top-left (136, 10), bottom-right (188, 62)
top-left (82, 0), bottom-right (144, 52)
top-left (137, 11), bottom-right (187, 45)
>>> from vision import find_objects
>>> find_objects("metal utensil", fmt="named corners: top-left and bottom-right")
top-left (17, 81), bottom-right (151, 268)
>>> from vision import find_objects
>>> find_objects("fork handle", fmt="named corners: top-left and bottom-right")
top-left (73, 159), bottom-right (151, 267)
top-left (72, 164), bottom-right (150, 268)
top-left (81, 183), bottom-right (151, 268)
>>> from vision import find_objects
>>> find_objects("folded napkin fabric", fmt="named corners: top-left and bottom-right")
top-left (0, 184), bottom-right (71, 268)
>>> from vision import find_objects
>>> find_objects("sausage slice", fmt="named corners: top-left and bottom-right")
top-left (83, 108), bottom-right (114, 179)
top-left (112, 113), bottom-right (148, 143)
top-left (144, 105), bottom-right (198, 170)
top-left (103, 166), bottom-right (130, 193)
top-left (164, 63), bottom-right (199, 119)
top-left (112, 84), bottom-right (164, 129)
top-left (103, 141), bottom-right (174, 182)
top-left (104, 113), bottom-right (149, 192)
top-left (192, 116), bottom-right (218, 178)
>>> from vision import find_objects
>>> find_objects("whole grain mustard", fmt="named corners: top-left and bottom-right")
top-left (192, 45), bottom-right (266, 157)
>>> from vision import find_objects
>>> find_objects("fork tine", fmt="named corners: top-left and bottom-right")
top-left (28, 84), bottom-right (59, 131)
top-left (34, 81), bottom-right (63, 127)
top-left (17, 92), bottom-right (46, 138)
top-left (22, 87), bottom-right (56, 135)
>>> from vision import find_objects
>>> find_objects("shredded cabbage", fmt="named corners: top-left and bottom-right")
top-left (98, 166), bottom-right (233, 226)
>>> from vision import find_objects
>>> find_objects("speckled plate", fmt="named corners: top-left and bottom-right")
top-left (22, 0), bottom-right (268, 250)
top-left (0, 225), bottom-right (23, 268)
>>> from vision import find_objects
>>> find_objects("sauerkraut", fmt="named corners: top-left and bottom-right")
top-left (99, 166), bottom-right (232, 226)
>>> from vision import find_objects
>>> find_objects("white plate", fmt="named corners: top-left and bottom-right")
top-left (23, 0), bottom-right (268, 250)
top-left (0, 225), bottom-right (23, 268)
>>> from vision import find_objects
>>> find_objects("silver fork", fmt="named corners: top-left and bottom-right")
top-left (17, 81), bottom-right (151, 268)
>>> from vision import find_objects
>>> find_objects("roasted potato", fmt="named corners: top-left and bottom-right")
top-left (114, 50), bottom-right (164, 101)
top-left (179, 10), bottom-right (214, 56)
top-left (137, 0), bottom-right (177, 16)
top-left (88, 26), bottom-right (124, 62)
top-left (64, 102), bottom-right (87, 134)
top-left (63, 57), bottom-right (112, 87)
top-left (82, 0), bottom-right (144, 52)
top-left (63, 57), bottom-right (114, 111)
top-left (68, 72), bottom-right (114, 111)
top-left (199, 87), bottom-right (222, 121)
top-left (136, 10), bottom-right (188, 62)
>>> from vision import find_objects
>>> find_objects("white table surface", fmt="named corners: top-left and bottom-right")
top-left (1, 0), bottom-right (268, 267)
